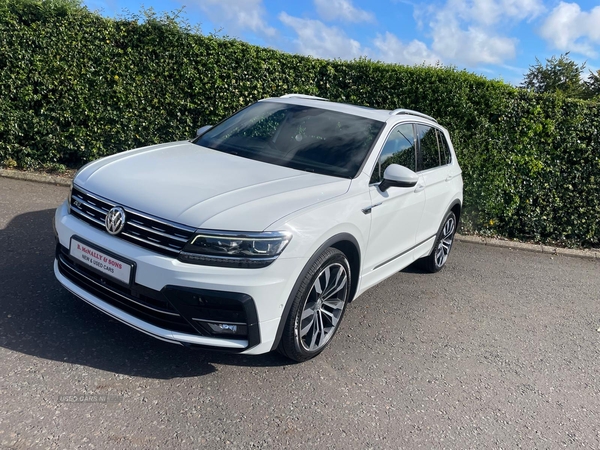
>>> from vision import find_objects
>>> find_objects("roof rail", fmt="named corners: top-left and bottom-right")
top-left (280, 94), bottom-right (328, 101)
top-left (390, 108), bottom-right (437, 123)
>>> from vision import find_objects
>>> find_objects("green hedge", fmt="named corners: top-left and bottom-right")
top-left (1, 0), bottom-right (599, 246)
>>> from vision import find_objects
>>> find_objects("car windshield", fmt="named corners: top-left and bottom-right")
top-left (193, 101), bottom-right (384, 178)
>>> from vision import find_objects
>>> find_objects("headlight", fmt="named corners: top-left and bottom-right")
top-left (178, 230), bottom-right (292, 268)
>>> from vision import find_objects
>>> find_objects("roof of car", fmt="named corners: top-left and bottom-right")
top-left (260, 95), bottom-right (439, 125)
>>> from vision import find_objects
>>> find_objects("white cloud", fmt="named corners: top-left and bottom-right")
top-left (425, 0), bottom-right (544, 66)
top-left (496, 0), bottom-right (545, 21)
top-left (279, 12), bottom-right (365, 60)
top-left (430, 9), bottom-right (517, 65)
top-left (314, 0), bottom-right (375, 23)
top-left (539, 2), bottom-right (600, 57)
top-left (373, 32), bottom-right (440, 66)
top-left (450, 0), bottom-right (544, 26)
top-left (279, 13), bottom-right (440, 66)
top-left (194, 0), bottom-right (276, 37)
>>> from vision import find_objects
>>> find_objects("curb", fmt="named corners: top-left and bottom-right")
top-left (2, 167), bottom-right (598, 261)
top-left (0, 168), bottom-right (72, 187)
top-left (455, 234), bottom-right (599, 261)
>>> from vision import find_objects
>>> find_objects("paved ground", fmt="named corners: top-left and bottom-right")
top-left (0, 177), bottom-right (599, 449)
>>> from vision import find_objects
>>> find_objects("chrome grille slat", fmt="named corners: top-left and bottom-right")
top-left (121, 232), bottom-right (182, 253)
top-left (70, 186), bottom-right (194, 256)
top-left (71, 207), bottom-right (106, 227)
top-left (120, 207), bottom-right (195, 233)
top-left (72, 194), bottom-right (108, 215)
top-left (127, 221), bottom-right (188, 243)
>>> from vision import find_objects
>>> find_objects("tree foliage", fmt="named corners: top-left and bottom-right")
top-left (586, 70), bottom-right (600, 98)
top-left (521, 53), bottom-right (599, 100)
top-left (0, 0), bottom-right (599, 247)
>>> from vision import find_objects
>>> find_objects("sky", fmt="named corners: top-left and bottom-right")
top-left (83, 0), bottom-right (600, 85)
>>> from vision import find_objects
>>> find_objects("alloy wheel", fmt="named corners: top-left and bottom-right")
top-left (434, 216), bottom-right (455, 268)
top-left (299, 263), bottom-right (348, 352)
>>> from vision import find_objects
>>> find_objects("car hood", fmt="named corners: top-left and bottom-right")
top-left (75, 141), bottom-right (350, 231)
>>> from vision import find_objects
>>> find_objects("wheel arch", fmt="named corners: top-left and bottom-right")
top-left (270, 232), bottom-right (361, 351)
top-left (449, 199), bottom-right (462, 229)
top-left (425, 199), bottom-right (462, 258)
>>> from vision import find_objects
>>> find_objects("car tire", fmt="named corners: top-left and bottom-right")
top-left (419, 210), bottom-right (457, 273)
top-left (277, 247), bottom-right (351, 362)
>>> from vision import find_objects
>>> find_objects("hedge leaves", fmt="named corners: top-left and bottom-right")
top-left (1, 0), bottom-right (598, 246)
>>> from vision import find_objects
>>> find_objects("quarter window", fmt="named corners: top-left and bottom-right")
top-left (370, 124), bottom-right (416, 184)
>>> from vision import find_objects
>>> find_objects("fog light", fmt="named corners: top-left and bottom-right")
top-left (207, 323), bottom-right (238, 334)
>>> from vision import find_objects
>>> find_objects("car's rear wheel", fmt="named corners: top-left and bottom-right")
top-left (419, 210), bottom-right (457, 273)
top-left (278, 248), bottom-right (350, 362)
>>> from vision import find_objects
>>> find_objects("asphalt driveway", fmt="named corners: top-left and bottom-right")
top-left (1, 177), bottom-right (599, 449)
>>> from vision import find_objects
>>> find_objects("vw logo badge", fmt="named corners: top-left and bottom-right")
top-left (105, 206), bottom-right (126, 235)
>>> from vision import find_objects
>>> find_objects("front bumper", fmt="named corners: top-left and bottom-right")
top-left (53, 201), bottom-right (305, 354)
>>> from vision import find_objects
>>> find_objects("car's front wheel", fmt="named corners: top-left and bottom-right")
top-left (278, 247), bottom-right (351, 362)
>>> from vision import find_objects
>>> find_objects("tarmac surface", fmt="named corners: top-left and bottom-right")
top-left (1, 177), bottom-right (599, 449)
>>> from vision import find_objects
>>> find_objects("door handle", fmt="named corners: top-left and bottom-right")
top-left (445, 175), bottom-right (453, 182)
top-left (362, 203), bottom-right (382, 215)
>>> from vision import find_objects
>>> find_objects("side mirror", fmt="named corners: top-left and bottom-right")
top-left (379, 164), bottom-right (419, 192)
top-left (196, 125), bottom-right (213, 137)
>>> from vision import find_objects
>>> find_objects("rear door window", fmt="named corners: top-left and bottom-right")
top-left (416, 125), bottom-right (440, 172)
top-left (437, 130), bottom-right (452, 165)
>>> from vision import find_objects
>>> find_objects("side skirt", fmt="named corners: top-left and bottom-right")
top-left (355, 235), bottom-right (436, 298)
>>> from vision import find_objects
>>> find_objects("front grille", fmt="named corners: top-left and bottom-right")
top-left (57, 245), bottom-right (202, 335)
top-left (70, 186), bottom-right (195, 256)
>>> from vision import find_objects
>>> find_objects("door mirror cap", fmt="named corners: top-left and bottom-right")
top-left (196, 125), bottom-right (213, 137)
top-left (379, 164), bottom-right (419, 192)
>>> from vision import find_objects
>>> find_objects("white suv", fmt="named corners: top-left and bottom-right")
top-left (54, 94), bottom-right (463, 362)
